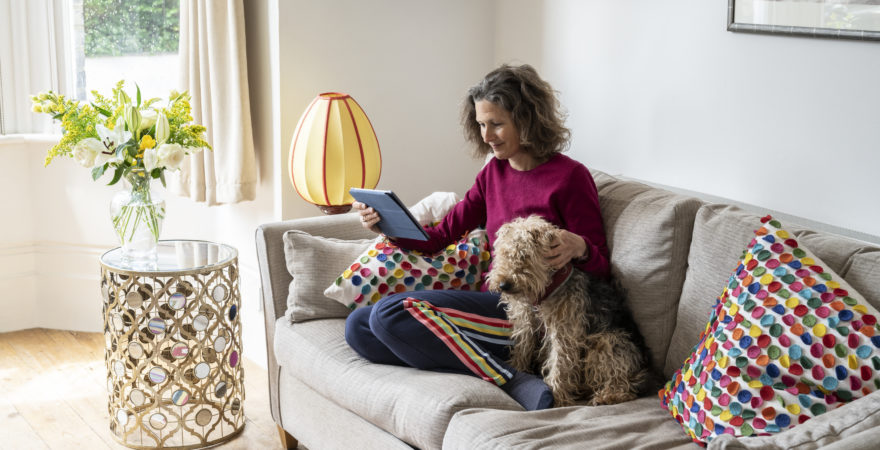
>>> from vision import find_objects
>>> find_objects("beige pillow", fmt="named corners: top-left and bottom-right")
top-left (283, 230), bottom-right (372, 322)
top-left (408, 191), bottom-right (460, 226)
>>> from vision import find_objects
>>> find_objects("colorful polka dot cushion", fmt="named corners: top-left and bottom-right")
top-left (660, 216), bottom-right (880, 445)
top-left (324, 229), bottom-right (491, 310)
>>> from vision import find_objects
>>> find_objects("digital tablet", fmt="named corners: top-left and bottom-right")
top-left (349, 188), bottom-right (430, 241)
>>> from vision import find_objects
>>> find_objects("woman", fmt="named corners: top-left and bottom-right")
top-left (344, 64), bottom-right (610, 411)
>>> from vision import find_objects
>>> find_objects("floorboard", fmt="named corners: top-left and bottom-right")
top-left (0, 329), bottom-right (283, 450)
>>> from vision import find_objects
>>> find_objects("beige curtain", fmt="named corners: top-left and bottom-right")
top-left (173, 0), bottom-right (256, 205)
top-left (0, 0), bottom-right (76, 134)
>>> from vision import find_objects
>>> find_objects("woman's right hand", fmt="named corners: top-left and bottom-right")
top-left (352, 201), bottom-right (382, 234)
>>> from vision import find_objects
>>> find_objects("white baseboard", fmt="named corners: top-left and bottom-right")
top-left (0, 241), bottom-right (108, 332)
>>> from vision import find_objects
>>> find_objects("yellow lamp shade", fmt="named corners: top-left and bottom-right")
top-left (289, 92), bottom-right (381, 212)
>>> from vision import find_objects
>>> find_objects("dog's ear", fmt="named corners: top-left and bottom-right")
top-left (519, 216), bottom-right (557, 248)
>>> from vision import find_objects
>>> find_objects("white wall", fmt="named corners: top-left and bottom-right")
top-left (495, 0), bottom-right (880, 238)
top-left (0, 137), bottom-right (42, 331)
top-left (0, 136), bottom-right (116, 332)
top-left (276, 0), bottom-right (493, 219)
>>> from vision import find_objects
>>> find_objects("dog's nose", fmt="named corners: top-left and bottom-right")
top-left (498, 281), bottom-right (513, 292)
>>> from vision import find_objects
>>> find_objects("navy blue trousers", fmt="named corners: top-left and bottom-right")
top-left (344, 290), bottom-right (517, 385)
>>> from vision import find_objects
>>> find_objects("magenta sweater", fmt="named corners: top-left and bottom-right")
top-left (395, 153), bottom-right (610, 279)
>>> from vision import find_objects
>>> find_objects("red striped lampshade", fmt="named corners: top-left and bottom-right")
top-left (289, 92), bottom-right (382, 214)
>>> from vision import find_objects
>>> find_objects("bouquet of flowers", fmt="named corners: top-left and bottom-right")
top-left (32, 80), bottom-right (210, 182)
top-left (32, 81), bottom-right (211, 258)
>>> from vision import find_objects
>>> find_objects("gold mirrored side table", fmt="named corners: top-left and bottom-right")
top-left (100, 240), bottom-right (244, 449)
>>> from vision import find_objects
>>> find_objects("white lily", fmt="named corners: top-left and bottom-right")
top-left (157, 143), bottom-right (186, 171)
top-left (124, 105), bottom-right (141, 135)
top-left (155, 112), bottom-right (170, 145)
top-left (96, 117), bottom-right (132, 162)
top-left (139, 109), bottom-right (158, 132)
top-left (143, 147), bottom-right (160, 172)
top-left (72, 138), bottom-right (104, 168)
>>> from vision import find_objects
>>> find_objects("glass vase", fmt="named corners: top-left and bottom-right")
top-left (110, 170), bottom-right (165, 262)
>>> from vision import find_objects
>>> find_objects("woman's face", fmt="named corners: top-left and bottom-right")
top-left (475, 100), bottom-right (525, 164)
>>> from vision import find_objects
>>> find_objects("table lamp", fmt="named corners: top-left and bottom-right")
top-left (288, 92), bottom-right (382, 214)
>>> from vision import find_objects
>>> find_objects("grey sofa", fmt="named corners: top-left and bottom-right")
top-left (255, 169), bottom-right (880, 449)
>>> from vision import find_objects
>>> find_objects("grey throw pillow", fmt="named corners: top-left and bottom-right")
top-left (283, 230), bottom-right (372, 322)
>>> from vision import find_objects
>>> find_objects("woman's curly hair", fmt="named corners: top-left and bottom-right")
top-left (461, 64), bottom-right (570, 160)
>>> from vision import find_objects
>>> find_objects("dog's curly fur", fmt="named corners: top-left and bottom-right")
top-left (488, 215), bottom-right (654, 406)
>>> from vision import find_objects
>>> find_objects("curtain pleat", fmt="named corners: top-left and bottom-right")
top-left (0, 0), bottom-right (75, 135)
top-left (172, 0), bottom-right (256, 205)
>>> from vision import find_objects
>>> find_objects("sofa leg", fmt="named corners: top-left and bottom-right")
top-left (277, 424), bottom-right (299, 449)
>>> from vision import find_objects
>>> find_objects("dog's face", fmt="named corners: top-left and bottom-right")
top-left (487, 215), bottom-right (558, 300)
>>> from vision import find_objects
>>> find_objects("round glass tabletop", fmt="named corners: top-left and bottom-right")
top-left (100, 240), bottom-right (237, 273)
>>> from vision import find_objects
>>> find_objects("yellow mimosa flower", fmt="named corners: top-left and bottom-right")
top-left (139, 134), bottom-right (156, 150)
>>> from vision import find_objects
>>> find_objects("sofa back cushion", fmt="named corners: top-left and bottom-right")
top-left (594, 172), bottom-right (704, 373)
top-left (840, 251), bottom-right (880, 309)
top-left (665, 204), bottom-right (880, 376)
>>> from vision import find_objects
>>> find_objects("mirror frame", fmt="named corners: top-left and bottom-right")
top-left (728, 0), bottom-right (880, 42)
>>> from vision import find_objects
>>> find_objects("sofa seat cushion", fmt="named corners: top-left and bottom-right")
top-left (443, 397), bottom-right (697, 449)
top-left (273, 317), bottom-right (520, 450)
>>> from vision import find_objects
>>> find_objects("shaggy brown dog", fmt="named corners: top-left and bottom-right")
top-left (488, 215), bottom-right (653, 406)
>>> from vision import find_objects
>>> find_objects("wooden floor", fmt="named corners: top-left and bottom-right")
top-left (0, 328), bottom-right (283, 450)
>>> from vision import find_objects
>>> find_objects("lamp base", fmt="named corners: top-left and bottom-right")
top-left (318, 204), bottom-right (352, 215)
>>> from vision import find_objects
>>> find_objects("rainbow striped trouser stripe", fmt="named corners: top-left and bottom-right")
top-left (403, 298), bottom-right (514, 385)
top-left (345, 290), bottom-right (516, 386)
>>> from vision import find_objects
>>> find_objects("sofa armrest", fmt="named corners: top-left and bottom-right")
top-left (254, 211), bottom-right (375, 424)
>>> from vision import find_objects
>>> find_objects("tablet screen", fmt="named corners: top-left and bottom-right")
top-left (349, 188), bottom-right (430, 241)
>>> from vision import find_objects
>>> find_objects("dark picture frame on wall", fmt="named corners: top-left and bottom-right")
top-left (728, 0), bottom-right (880, 41)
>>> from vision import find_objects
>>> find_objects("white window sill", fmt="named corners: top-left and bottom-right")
top-left (0, 134), bottom-right (61, 146)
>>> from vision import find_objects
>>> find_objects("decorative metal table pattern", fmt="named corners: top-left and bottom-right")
top-left (100, 240), bottom-right (244, 449)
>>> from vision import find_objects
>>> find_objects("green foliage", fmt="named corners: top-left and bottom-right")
top-left (165, 91), bottom-right (213, 151)
top-left (32, 91), bottom-right (101, 166)
top-left (83, 0), bottom-right (180, 57)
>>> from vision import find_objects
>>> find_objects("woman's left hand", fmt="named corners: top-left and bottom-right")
top-left (544, 229), bottom-right (587, 270)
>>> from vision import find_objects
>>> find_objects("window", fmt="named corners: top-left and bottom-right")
top-left (76, 0), bottom-right (180, 100)
top-left (0, 0), bottom-right (179, 135)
